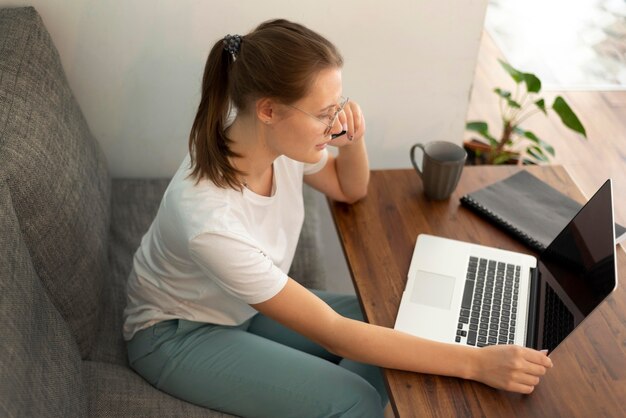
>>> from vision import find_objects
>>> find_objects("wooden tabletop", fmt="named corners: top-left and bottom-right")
top-left (327, 165), bottom-right (626, 418)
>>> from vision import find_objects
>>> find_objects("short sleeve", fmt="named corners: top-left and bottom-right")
top-left (189, 231), bottom-right (288, 305)
top-left (303, 149), bottom-right (329, 175)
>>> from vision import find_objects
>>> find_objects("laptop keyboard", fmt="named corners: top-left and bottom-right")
top-left (542, 283), bottom-right (574, 349)
top-left (456, 256), bottom-right (521, 347)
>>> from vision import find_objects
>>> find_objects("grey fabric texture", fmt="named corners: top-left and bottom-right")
top-left (0, 179), bottom-right (87, 418)
top-left (289, 184), bottom-right (326, 289)
top-left (1, 6), bottom-right (327, 416)
top-left (83, 361), bottom-right (233, 418)
top-left (0, 6), bottom-right (111, 358)
top-left (90, 178), bottom-right (170, 365)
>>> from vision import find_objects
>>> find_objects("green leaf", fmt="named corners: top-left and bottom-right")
top-left (499, 59), bottom-right (523, 83)
top-left (522, 72), bottom-right (541, 93)
top-left (506, 98), bottom-right (522, 109)
top-left (541, 141), bottom-right (555, 156)
top-left (492, 152), bottom-right (514, 165)
top-left (493, 86), bottom-right (520, 108)
top-left (518, 128), bottom-right (540, 143)
top-left (514, 127), bottom-right (555, 156)
top-left (552, 96), bottom-right (587, 138)
top-left (465, 121), bottom-right (498, 146)
top-left (530, 145), bottom-right (547, 157)
top-left (534, 99), bottom-right (547, 115)
top-left (527, 146), bottom-right (549, 162)
top-left (494, 88), bottom-right (512, 99)
top-left (466, 121), bottom-right (488, 132)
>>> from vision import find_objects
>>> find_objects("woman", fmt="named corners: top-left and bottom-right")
top-left (123, 19), bottom-right (552, 418)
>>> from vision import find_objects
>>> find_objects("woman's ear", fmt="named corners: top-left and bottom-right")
top-left (256, 98), bottom-right (275, 125)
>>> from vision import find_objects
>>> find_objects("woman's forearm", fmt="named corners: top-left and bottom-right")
top-left (254, 279), bottom-right (552, 394)
top-left (335, 137), bottom-right (370, 202)
top-left (328, 316), bottom-right (476, 380)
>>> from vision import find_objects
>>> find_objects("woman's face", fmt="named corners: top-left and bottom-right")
top-left (268, 67), bottom-right (344, 164)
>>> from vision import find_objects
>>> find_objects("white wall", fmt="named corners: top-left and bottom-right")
top-left (0, 0), bottom-right (487, 176)
top-left (0, 0), bottom-right (488, 294)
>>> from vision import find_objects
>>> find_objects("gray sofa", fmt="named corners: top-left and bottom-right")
top-left (0, 7), bottom-right (326, 417)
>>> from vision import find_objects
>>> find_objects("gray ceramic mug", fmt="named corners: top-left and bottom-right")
top-left (410, 141), bottom-right (467, 200)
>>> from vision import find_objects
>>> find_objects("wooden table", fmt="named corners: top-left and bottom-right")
top-left (328, 165), bottom-right (626, 418)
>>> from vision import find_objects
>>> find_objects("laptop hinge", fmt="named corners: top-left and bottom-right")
top-left (525, 267), bottom-right (540, 349)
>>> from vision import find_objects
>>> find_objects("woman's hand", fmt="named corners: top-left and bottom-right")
top-left (330, 100), bottom-right (366, 147)
top-left (470, 345), bottom-right (553, 394)
top-left (304, 98), bottom-right (369, 203)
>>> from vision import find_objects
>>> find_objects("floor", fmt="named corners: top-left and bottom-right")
top-left (486, 0), bottom-right (626, 90)
top-left (467, 30), bottom-right (626, 229)
top-left (325, 7), bottom-right (626, 416)
top-left (323, 8), bottom-right (626, 417)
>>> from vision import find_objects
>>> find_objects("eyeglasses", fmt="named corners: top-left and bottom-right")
top-left (288, 96), bottom-right (349, 139)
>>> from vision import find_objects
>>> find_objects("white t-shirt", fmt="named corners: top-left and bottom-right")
top-left (123, 151), bottom-right (328, 341)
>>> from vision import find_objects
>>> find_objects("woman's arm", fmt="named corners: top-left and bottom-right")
top-left (304, 101), bottom-right (370, 203)
top-left (252, 278), bottom-right (553, 394)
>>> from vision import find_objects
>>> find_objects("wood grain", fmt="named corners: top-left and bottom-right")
top-left (328, 166), bottom-right (626, 418)
top-left (467, 31), bottom-right (626, 230)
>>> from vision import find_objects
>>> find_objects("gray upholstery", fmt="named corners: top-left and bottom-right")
top-left (0, 6), bottom-right (326, 417)
top-left (90, 179), bottom-right (170, 366)
top-left (0, 179), bottom-right (87, 418)
top-left (0, 6), bottom-right (111, 358)
top-left (290, 184), bottom-right (327, 290)
top-left (83, 362), bottom-right (232, 418)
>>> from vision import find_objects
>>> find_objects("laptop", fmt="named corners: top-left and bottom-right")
top-left (394, 179), bottom-right (618, 352)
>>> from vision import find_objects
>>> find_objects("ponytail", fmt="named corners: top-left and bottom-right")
top-left (188, 38), bottom-right (243, 189)
top-left (188, 19), bottom-right (343, 189)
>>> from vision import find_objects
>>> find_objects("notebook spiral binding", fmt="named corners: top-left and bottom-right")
top-left (460, 195), bottom-right (547, 253)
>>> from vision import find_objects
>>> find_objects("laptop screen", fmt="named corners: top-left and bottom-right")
top-left (534, 179), bottom-right (617, 352)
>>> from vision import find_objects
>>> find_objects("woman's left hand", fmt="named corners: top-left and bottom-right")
top-left (329, 100), bottom-right (366, 147)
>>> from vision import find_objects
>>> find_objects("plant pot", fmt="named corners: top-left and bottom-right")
top-left (463, 139), bottom-right (520, 165)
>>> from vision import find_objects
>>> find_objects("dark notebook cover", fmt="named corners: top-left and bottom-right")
top-left (460, 170), bottom-right (626, 252)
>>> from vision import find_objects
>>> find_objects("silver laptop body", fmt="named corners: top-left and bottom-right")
top-left (395, 179), bottom-right (618, 352)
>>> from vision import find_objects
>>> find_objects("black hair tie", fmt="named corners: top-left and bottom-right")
top-left (223, 34), bottom-right (242, 60)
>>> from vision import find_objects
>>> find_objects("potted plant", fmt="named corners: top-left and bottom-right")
top-left (465, 59), bottom-right (587, 165)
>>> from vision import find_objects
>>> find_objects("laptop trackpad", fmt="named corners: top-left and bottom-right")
top-left (410, 270), bottom-right (456, 310)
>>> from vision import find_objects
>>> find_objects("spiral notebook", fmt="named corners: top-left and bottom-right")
top-left (395, 178), bottom-right (618, 351)
top-left (460, 170), bottom-right (626, 252)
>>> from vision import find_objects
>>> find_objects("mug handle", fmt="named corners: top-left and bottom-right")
top-left (410, 143), bottom-right (425, 178)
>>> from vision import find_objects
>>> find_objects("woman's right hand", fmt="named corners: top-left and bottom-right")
top-left (470, 344), bottom-right (553, 394)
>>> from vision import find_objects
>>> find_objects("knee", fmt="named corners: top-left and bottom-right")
top-left (330, 379), bottom-right (384, 418)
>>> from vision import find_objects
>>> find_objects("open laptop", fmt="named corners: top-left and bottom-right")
top-left (394, 179), bottom-right (618, 352)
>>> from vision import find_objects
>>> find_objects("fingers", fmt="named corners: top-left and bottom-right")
top-left (343, 105), bottom-right (355, 140)
top-left (338, 101), bottom-right (364, 141)
top-left (516, 371), bottom-right (541, 387)
top-left (478, 345), bottom-right (552, 394)
top-left (510, 347), bottom-right (552, 392)
top-left (511, 347), bottom-right (552, 378)
top-left (508, 382), bottom-right (536, 394)
top-left (524, 348), bottom-right (553, 369)
top-left (524, 362), bottom-right (548, 378)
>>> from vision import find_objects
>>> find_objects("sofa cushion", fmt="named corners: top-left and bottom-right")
top-left (0, 6), bottom-right (111, 358)
top-left (289, 184), bottom-right (326, 289)
top-left (0, 179), bottom-right (87, 418)
top-left (84, 361), bottom-right (233, 418)
top-left (90, 178), bottom-right (171, 365)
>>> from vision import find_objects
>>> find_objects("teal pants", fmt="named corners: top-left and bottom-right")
top-left (127, 290), bottom-right (389, 417)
